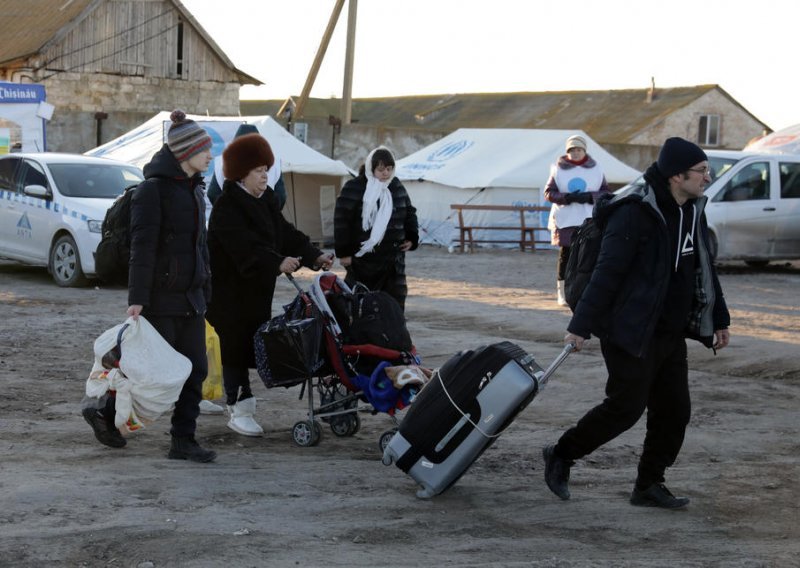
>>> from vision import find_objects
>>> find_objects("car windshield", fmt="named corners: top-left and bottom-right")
top-left (708, 156), bottom-right (741, 181)
top-left (48, 163), bottom-right (143, 198)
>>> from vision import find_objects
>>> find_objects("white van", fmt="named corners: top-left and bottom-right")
top-left (0, 153), bottom-right (143, 286)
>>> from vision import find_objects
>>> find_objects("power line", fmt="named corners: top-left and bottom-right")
top-left (39, 9), bottom-right (174, 70)
top-left (39, 22), bottom-right (176, 81)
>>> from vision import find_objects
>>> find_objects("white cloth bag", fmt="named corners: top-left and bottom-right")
top-left (85, 316), bottom-right (191, 431)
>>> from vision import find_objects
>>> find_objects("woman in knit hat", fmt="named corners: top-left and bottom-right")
top-left (206, 133), bottom-right (333, 437)
top-left (84, 110), bottom-right (217, 462)
top-left (333, 146), bottom-right (419, 311)
top-left (544, 134), bottom-right (610, 307)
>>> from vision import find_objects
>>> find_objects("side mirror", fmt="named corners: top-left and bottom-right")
top-left (23, 184), bottom-right (51, 199)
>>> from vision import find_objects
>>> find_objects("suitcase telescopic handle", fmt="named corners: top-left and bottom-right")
top-left (536, 343), bottom-right (574, 389)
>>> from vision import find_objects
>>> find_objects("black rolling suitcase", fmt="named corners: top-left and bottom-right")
top-left (381, 340), bottom-right (572, 498)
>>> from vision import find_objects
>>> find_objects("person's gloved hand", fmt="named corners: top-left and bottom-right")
top-left (562, 192), bottom-right (577, 204)
top-left (572, 192), bottom-right (593, 204)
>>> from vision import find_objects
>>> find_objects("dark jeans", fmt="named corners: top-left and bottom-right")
top-left (556, 246), bottom-right (571, 281)
top-left (555, 332), bottom-right (691, 488)
top-left (146, 313), bottom-right (207, 439)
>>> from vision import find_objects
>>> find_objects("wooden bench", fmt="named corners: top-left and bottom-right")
top-left (450, 204), bottom-right (551, 253)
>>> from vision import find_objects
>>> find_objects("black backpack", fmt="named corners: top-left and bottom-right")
top-left (328, 289), bottom-right (412, 352)
top-left (95, 184), bottom-right (138, 284)
top-left (563, 217), bottom-right (603, 312)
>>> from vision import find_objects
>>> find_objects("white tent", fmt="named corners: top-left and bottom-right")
top-left (395, 128), bottom-right (640, 247)
top-left (86, 112), bottom-right (352, 242)
top-left (745, 123), bottom-right (800, 155)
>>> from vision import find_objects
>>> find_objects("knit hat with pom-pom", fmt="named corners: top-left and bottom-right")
top-left (167, 109), bottom-right (212, 162)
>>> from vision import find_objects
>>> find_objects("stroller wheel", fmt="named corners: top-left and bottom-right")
top-left (330, 413), bottom-right (360, 437)
top-left (378, 428), bottom-right (398, 454)
top-left (292, 420), bottom-right (322, 447)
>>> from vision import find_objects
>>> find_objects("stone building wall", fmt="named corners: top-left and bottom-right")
top-left (42, 73), bottom-right (239, 152)
top-left (629, 90), bottom-right (764, 151)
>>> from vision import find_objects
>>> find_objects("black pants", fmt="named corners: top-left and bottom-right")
top-left (223, 366), bottom-right (252, 406)
top-left (556, 246), bottom-right (571, 281)
top-left (147, 313), bottom-right (207, 439)
top-left (345, 263), bottom-right (408, 312)
top-left (555, 332), bottom-right (691, 488)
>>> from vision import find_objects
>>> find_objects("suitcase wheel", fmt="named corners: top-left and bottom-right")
top-left (292, 419), bottom-right (322, 447)
top-left (378, 428), bottom-right (398, 460)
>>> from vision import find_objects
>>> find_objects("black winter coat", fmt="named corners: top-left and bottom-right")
top-left (333, 176), bottom-right (419, 281)
top-left (128, 144), bottom-right (210, 317)
top-left (568, 164), bottom-right (730, 357)
top-left (206, 180), bottom-right (322, 368)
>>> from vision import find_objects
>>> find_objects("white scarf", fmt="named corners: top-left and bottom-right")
top-left (355, 147), bottom-right (394, 257)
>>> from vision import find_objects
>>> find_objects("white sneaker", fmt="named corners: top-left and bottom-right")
top-left (227, 397), bottom-right (264, 437)
top-left (199, 399), bottom-right (225, 415)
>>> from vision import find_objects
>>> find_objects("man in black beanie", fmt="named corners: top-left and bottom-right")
top-left (541, 136), bottom-right (731, 509)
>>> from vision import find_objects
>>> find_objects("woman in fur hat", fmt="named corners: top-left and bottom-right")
top-left (544, 135), bottom-right (610, 307)
top-left (333, 146), bottom-right (419, 311)
top-left (206, 133), bottom-right (333, 437)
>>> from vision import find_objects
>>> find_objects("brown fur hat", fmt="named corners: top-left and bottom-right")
top-left (222, 133), bottom-right (275, 181)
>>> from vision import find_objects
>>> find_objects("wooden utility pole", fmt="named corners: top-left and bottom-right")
top-left (294, 0), bottom-right (346, 119)
top-left (340, 0), bottom-right (358, 125)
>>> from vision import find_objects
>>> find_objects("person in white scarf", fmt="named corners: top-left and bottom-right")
top-left (356, 146), bottom-right (394, 257)
top-left (334, 146), bottom-right (419, 311)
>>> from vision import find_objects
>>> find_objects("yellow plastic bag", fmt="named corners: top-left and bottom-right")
top-left (203, 320), bottom-right (223, 400)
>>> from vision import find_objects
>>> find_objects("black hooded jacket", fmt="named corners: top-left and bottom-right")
top-left (567, 163), bottom-right (730, 357)
top-left (128, 144), bottom-right (211, 316)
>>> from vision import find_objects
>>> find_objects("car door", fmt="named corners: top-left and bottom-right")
top-left (774, 159), bottom-right (800, 257)
top-left (0, 156), bottom-right (27, 258)
top-left (709, 160), bottom-right (775, 259)
top-left (14, 158), bottom-right (54, 263)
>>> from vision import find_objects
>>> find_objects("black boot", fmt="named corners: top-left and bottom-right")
top-left (82, 407), bottom-right (126, 448)
top-left (543, 444), bottom-right (574, 500)
top-left (630, 483), bottom-right (689, 509)
top-left (168, 436), bottom-right (217, 463)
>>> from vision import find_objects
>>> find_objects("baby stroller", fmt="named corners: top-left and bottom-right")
top-left (254, 272), bottom-right (427, 449)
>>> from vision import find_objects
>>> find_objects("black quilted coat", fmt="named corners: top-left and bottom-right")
top-left (333, 175), bottom-right (419, 285)
top-left (128, 144), bottom-right (210, 316)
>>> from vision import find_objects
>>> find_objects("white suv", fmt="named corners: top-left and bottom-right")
top-left (0, 153), bottom-right (143, 286)
top-left (704, 152), bottom-right (800, 265)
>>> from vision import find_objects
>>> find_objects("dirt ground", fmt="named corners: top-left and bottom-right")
top-left (1, 246), bottom-right (798, 568)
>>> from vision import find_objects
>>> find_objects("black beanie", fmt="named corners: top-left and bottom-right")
top-left (657, 137), bottom-right (708, 178)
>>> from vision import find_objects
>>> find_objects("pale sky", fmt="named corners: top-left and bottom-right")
top-left (182, 0), bottom-right (799, 133)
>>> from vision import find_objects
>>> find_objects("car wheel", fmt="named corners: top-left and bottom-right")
top-left (744, 260), bottom-right (770, 268)
top-left (49, 234), bottom-right (88, 287)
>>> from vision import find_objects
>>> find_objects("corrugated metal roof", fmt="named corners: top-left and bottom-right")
top-left (241, 85), bottom-right (766, 144)
top-left (0, 0), bottom-right (96, 65)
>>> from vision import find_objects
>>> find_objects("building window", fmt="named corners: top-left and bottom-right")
top-left (698, 114), bottom-right (720, 146)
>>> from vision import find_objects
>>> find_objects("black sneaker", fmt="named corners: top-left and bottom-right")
top-left (630, 483), bottom-right (689, 509)
top-left (168, 436), bottom-right (217, 463)
top-left (82, 407), bottom-right (126, 448)
top-left (542, 444), bottom-right (573, 500)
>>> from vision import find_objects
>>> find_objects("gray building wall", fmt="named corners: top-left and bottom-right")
top-left (43, 73), bottom-right (239, 152)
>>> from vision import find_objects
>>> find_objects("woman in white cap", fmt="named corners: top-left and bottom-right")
top-left (544, 134), bottom-right (610, 306)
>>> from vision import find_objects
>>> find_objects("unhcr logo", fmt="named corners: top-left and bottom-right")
top-left (427, 140), bottom-right (473, 162)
